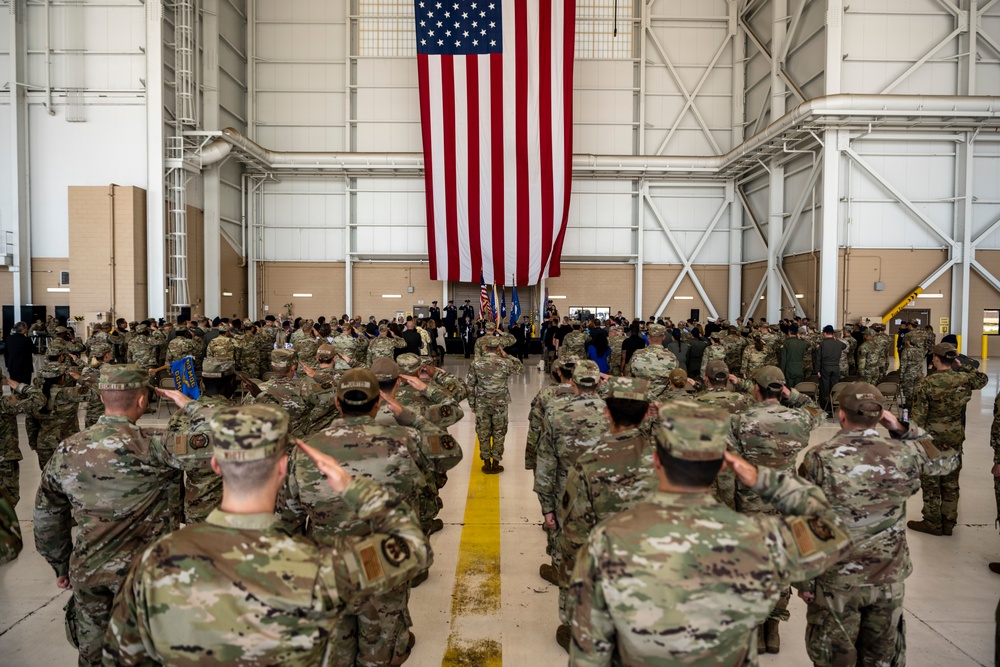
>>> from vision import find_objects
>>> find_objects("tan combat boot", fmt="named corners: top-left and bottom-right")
top-left (765, 619), bottom-right (780, 654)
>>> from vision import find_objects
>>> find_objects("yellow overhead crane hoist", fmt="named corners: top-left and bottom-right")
top-left (882, 287), bottom-right (923, 325)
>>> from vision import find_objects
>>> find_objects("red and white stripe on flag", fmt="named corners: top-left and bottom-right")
top-left (415, 0), bottom-right (576, 286)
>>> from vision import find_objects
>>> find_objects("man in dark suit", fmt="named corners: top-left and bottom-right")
top-left (429, 301), bottom-right (441, 328)
top-left (444, 300), bottom-right (458, 338)
top-left (4, 322), bottom-right (35, 385)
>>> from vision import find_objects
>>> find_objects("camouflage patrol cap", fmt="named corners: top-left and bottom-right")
top-left (338, 368), bottom-right (380, 406)
top-left (129, 321), bottom-right (139, 328)
top-left (54, 326), bottom-right (68, 335)
top-left (316, 344), bottom-right (336, 362)
top-left (38, 362), bottom-right (66, 380)
top-left (647, 323), bottom-right (666, 338)
top-left (135, 324), bottom-right (149, 334)
top-left (668, 368), bottom-right (689, 388)
top-left (654, 401), bottom-right (729, 461)
top-left (908, 319), bottom-right (920, 326)
top-left (396, 353), bottom-right (422, 374)
top-left (483, 336), bottom-right (502, 350)
top-left (705, 359), bottom-right (729, 381)
top-left (89, 342), bottom-right (112, 359)
top-left (485, 321), bottom-right (497, 331)
top-left (218, 323), bottom-right (231, 333)
top-left (572, 360), bottom-right (601, 387)
top-left (202, 358), bottom-right (235, 378)
top-left (752, 365), bottom-right (786, 390)
top-left (554, 357), bottom-right (577, 375)
top-left (371, 357), bottom-right (400, 381)
top-left (932, 342), bottom-right (958, 360)
top-left (270, 348), bottom-right (298, 369)
top-left (838, 381), bottom-right (884, 418)
top-left (605, 376), bottom-right (648, 402)
top-left (210, 404), bottom-right (288, 462)
top-left (98, 364), bottom-right (151, 391)
top-left (378, 324), bottom-right (389, 333)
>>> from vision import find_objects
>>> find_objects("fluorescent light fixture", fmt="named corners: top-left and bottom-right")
top-left (381, 294), bottom-right (402, 299)
top-left (760, 296), bottom-right (765, 300)
top-left (794, 293), bottom-right (805, 299)
top-left (916, 293), bottom-right (944, 299)
top-left (292, 293), bottom-right (313, 298)
top-left (46, 287), bottom-right (70, 293)
top-left (674, 296), bottom-right (694, 300)
top-left (222, 291), bottom-right (233, 297)
top-left (549, 295), bottom-right (566, 299)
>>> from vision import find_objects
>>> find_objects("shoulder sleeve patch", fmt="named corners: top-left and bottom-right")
top-left (358, 544), bottom-right (385, 583)
top-left (381, 535), bottom-right (411, 567)
top-left (174, 434), bottom-right (188, 456)
top-left (789, 517), bottom-right (818, 556)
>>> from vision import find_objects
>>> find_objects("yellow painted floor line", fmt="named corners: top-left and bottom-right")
top-left (441, 438), bottom-right (503, 666)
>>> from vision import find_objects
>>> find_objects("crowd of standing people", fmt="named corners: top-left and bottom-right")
top-left (0, 304), bottom-right (993, 666)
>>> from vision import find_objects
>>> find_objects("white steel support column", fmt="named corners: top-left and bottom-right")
top-left (345, 176), bottom-right (353, 316)
top-left (953, 133), bottom-right (974, 352)
top-left (825, 0), bottom-right (843, 95)
top-left (146, 1), bottom-right (166, 318)
top-left (344, 0), bottom-right (354, 315)
top-left (728, 0), bottom-right (744, 320)
top-left (9, 0), bottom-right (30, 311)
top-left (635, 179), bottom-right (645, 320)
top-left (202, 0), bottom-right (222, 318)
top-left (818, 130), bottom-right (842, 327)
top-left (765, 0), bottom-right (788, 323)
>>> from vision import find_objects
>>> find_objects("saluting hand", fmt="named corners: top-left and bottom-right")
top-left (723, 450), bottom-right (759, 488)
top-left (296, 439), bottom-right (352, 493)
top-left (155, 387), bottom-right (192, 409)
top-left (400, 374), bottom-right (428, 392)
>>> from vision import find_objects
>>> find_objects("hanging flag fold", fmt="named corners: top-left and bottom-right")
top-left (414, 0), bottom-right (576, 286)
top-left (170, 356), bottom-right (201, 400)
top-left (511, 285), bottom-right (521, 327)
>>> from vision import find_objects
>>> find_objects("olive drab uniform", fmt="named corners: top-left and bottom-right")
top-left (467, 348), bottom-right (523, 464)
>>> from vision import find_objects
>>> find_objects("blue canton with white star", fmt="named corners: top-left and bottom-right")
top-left (415, 0), bottom-right (503, 55)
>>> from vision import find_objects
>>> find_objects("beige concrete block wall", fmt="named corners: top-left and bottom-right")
top-left (260, 262), bottom-right (347, 320)
top-left (545, 264), bottom-right (636, 318)
top-left (642, 265), bottom-right (728, 323)
top-left (67, 185), bottom-right (148, 322)
top-left (353, 263), bottom-right (439, 319)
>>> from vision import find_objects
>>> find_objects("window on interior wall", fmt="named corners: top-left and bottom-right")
top-left (357, 0), bottom-right (417, 57)
top-left (575, 0), bottom-right (636, 60)
top-left (356, 0), bottom-right (635, 59)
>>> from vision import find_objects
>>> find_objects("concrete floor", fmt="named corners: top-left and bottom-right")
top-left (1, 356), bottom-right (997, 666)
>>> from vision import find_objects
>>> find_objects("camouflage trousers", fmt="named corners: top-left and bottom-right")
top-left (920, 450), bottom-right (963, 529)
top-left (805, 582), bottom-right (905, 667)
top-left (65, 584), bottom-right (120, 667)
top-left (0, 460), bottom-right (19, 507)
top-left (475, 403), bottom-right (509, 461)
top-left (330, 582), bottom-right (411, 667)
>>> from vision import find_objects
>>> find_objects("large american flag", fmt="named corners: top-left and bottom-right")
top-left (415, 0), bottom-right (576, 286)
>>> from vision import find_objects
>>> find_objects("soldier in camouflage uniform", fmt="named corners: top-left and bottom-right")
top-left (34, 366), bottom-right (215, 666)
top-left (164, 358), bottom-right (240, 524)
top-left (206, 324), bottom-right (236, 360)
top-left (607, 324), bottom-right (625, 376)
top-left (291, 320), bottom-right (321, 370)
top-left (908, 342), bottom-right (988, 536)
top-left (694, 360), bottom-right (753, 510)
top-left (367, 323), bottom-right (407, 366)
top-left (839, 327), bottom-right (857, 378)
top-left (556, 377), bottom-right (655, 650)
top-left (165, 328), bottom-right (200, 371)
top-left (0, 487), bottom-right (20, 565)
top-left (558, 321), bottom-right (592, 360)
top-left (420, 358), bottom-right (470, 404)
top-left (104, 405), bottom-right (430, 667)
top-left (740, 333), bottom-right (770, 379)
top-left (568, 404), bottom-right (851, 666)
top-left (724, 326), bottom-right (748, 372)
top-left (699, 332), bottom-right (727, 376)
top-left (126, 324), bottom-right (160, 369)
top-left (535, 361), bottom-right (609, 586)
top-left (627, 324), bottom-right (678, 402)
top-left (856, 330), bottom-right (881, 386)
top-left (233, 326), bottom-right (264, 378)
top-left (372, 358), bottom-right (464, 535)
top-left (0, 373), bottom-right (46, 506)
top-left (797, 382), bottom-right (959, 666)
top-left (873, 323), bottom-right (894, 382)
top-left (67, 342), bottom-right (112, 428)
top-left (250, 349), bottom-right (336, 438)
top-left (282, 368), bottom-right (432, 667)
top-left (392, 353), bottom-right (465, 429)
top-left (898, 335), bottom-right (925, 411)
top-left (29, 363), bottom-right (90, 471)
top-left (730, 365), bottom-right (824, 653)
top-left (331, 322), bottom-right (369, 368)
top-left (473, 321), bottom-right (516, 358)
top-left (526, 359), bottom-right (577, 471)
top-left (467, 337), bottom-right (523, 473)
